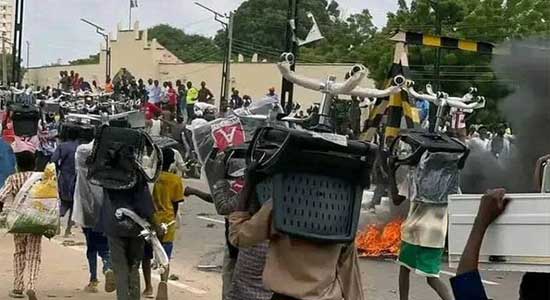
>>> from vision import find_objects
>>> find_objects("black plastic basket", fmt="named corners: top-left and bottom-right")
top-left (248, 126), bottom-right (375, 185)
top-left (10, 103), bottom-right (39, 137)
top-left (256, 172), bottom-right (362, 243)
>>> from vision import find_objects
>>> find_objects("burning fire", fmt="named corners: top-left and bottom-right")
top-left (355, 219), bottom-right (403, 257)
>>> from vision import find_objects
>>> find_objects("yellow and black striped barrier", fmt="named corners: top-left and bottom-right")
top-left (390, 31), bottom-right (494, 54)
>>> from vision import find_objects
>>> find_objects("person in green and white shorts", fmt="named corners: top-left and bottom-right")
top-left (391, 162), bottom-right (454, 300)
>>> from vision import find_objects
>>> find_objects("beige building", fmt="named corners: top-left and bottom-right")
top-left (0, 0), bottom-right (13, 51)
top-left (24, 21), bottom-right (375, 108)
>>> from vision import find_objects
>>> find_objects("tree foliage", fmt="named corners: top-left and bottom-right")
top-left (360, 0), bottom-right (549, 125)
top-left (69, 53), bottom-right (99, 65)
top-left (148, 24), bottom-right (222, 62)
top-left (162, 1), bottom-right (547, 124)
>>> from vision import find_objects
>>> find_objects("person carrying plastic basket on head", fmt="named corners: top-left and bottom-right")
top-left (0, 150), bottom-right (41, 300)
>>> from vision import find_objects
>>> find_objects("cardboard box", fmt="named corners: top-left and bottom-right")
top-left (448, 193), bottom-right (550, 273)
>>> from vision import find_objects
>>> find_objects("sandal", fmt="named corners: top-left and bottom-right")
top-left (8, 290), bottom-right (24, 298)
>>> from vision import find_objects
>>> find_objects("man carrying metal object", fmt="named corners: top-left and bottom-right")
top-left (228, 54), bottom-right (403, 300)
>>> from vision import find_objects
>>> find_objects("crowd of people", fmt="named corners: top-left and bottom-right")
top-left (0, 70), bottom-right (547, 300)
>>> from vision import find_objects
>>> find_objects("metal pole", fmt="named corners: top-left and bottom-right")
top-left (11, 0), bottom-right (23, 85)
top-left (25, 41), bottom-right (29, 68)
top-left (2, 36), bottom-right (6, 86)
top-left (281, 0), bottom-right (298, 113)
top-left (193, 2), bottom-right (230, 111)
top-left (106, 36), bottom-right (111, 80)
top-left (429, 0), bottom-right (442, 132)
top-left (15, 0), bottom-right (23, 84)
top-left (129, 1), bottom-right (132, 30)
top-left (222, 12), bottom-right (233, 112)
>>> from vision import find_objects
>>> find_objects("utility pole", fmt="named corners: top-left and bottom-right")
top-left (281, 0), bottom-right (299, 113)
top-left (224, 12), bottom-right (234, 112)
top-left (194, 2), bottom-right (233, 112)
top-left (25, 40), bottom-right (29, 68)
top-left (2, 36), bottom-right (7, 86)
top-left (429, 0), bottom-right (442, 132)
top-left (11, 0), bottom-right (24, 86)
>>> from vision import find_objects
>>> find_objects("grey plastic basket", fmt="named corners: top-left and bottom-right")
top-left (256, 172), bottom-right (362, 243)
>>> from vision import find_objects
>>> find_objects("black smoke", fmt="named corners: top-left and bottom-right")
top-left (461, 38), bottom-right (550, 193)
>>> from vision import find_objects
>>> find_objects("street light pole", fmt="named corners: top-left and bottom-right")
top-left (25, 40), bottom-right (29, 68)
top-left (194, 2), bottom-right (233, 112)
top-left (81, 18), bottom-right (111, 81)
top-left (11, 0), bottom-right (24, 85)
top-left (2, 36), bottom-right (6, 86)
top-left (429, 0), bottom-right (442, 132)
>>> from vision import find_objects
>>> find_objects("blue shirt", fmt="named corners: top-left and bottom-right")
top-left (450, 271), bottom-right (489, 300)
top-left (0, 139), bottom-right (15, 187)
top-left (51, 140), bottom-right (79, 202)
top-left (148, 86), bottom-right (162, 104)
top-left (416, 99), bottom-right (430, 121)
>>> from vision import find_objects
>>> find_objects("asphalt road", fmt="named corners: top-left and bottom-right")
top-left (167, 179), bottom-right (524, 300)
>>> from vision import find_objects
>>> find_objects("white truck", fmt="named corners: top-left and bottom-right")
top-left (448, 180), bottom-right (550, 273)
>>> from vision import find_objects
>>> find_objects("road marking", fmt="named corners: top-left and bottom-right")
top-left (50, 239), bottom-right (208, 295)
top-left (440, 270), bottom-right (500, 286)
top-left (196, 216), bottom-right (225, 224)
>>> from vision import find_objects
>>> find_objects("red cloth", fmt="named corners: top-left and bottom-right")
top-left (2, 116), bottom-right (15, 144)
top-left (144, 102), bottom-right (162, 120)
top-left (167, 88), bottom-right (177, 107)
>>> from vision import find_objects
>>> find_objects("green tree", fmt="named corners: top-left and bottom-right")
top-left (69, 53), bottom-right (99, 65)
top-left (0, 53), bottom-right (21, 85)
top-left (220, 0), bottom-right (362, 62)
top-left (359, 0), bottom-right (548, 125)
top-left (148, 24), bottom-right (222, 62)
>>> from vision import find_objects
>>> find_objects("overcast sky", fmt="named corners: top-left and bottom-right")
top-left (23, 0), bottom-right (401, 67)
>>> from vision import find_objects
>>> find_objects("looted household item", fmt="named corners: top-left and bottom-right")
top-left (250, 126), bottom-right (375, 243)
top-left (448, 193), bottom-right (550, 273)
top-left (413, 151), bottom-right (461, 204)
top-left (256, 173), bottom-right (363, 243)
top-left (388, 129), bottom-right (469, 204)
top-left (127, 111), bottom-right (146, 129)
top-left (249, 126), bottom-right (374, 183)
top-left (10, 103), bottom-right (40, 137)
top-left (87, 126), bottom-right (162, 190)
top-left (6, 169), bottom-right (60, 238)
top-left (390, 129), bottom-right (469, 168)
top-left (58, 122), bottom-right (95, 142)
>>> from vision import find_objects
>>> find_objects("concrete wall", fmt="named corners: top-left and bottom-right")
top-left (22, 21), bottom-right (376, 108)
top-left (24, 63), bottom-right (103, 88)
top-left (25, 62), bottom-right (376, 108)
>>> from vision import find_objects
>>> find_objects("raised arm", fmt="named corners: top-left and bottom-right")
top-left (451, 189), bottom-right (510, 300)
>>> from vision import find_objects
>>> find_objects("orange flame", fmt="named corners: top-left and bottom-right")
top-left (355, 219), bottom-right (403, 257)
